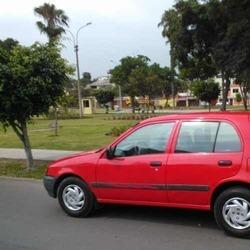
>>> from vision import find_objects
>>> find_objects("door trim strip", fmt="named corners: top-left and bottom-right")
top-left (91, 182), bottom-right (209, 191)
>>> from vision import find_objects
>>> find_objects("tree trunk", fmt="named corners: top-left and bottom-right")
top-left (165, 98), bottom-right (169, 108)
top-left (221, 75), bottom-right (230, 111)
top-left (21, 121), bottom-right (34, 170)
top-left (54, 107), bottom-right (58, 136)
top-left (208, 102), bottom-right (211, 112)
top-left (239, 83), bottom-right (248, 111)
top-left (105, 105), bottom-right (109, 114)
top-left (146, 97), bottom-right (150, 114)
top-left (10, 121), bottom-right (34, 170)
top-left (152, 105), bottom-right (155, 114)
top-left (130, 96), bottom-right (135, 113)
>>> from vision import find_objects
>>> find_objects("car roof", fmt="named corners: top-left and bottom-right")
top-left (140, 111), bottom-right (250, 124)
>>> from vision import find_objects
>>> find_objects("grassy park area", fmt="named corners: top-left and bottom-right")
top-left (0, 107), bottom-right (246, 151)
top-left (0, 114), bottom-right (138, 151)
top-left (0, 113), bottom-right (143, 178)
top-left (0, 159), bottom-right (47, 179)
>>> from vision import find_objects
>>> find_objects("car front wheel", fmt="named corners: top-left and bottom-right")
top-left (214, 187), bottom-right (250, 237)
top-left (57, 177), bottom-right (94, 217)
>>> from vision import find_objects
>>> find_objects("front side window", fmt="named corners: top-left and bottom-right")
top-left (114, 123), bottom-right (174, 157)
top-left (175, 122), bottom-right (218, 153)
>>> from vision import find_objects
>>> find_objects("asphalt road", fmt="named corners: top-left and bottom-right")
top-left (0, 178), bottom-right (249, 250)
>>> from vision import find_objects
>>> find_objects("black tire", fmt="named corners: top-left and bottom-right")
top-left (57, 177), bottom-right (95, 217)
top-left (214, 187), bottom-right (250, 238)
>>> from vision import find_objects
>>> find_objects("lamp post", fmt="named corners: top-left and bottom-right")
top-left (170, 45), bottom-right (175, 109)
top-left (67, 22), bottom-right (92, 118)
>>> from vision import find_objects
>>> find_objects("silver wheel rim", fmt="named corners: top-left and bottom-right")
top-left (223, 197), bottom-right (250, 230)
top-left (62, 184), bottom-right (85, 211)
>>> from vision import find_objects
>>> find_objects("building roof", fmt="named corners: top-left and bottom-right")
top-left (87, 76), bottom-right (114, 88)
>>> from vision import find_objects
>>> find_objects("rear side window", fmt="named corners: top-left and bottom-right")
top-left (175, 122), bottom-right (219, 153)
top-left (175, 121), bottom-right (241, 153)
top-left (214, 122), bottom-right (241, 152)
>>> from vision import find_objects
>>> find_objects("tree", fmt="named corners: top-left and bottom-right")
top-left (95, 90), bottom-right (115, 113)
top-left (80, 72), bottom-right (92, 97)
top-left (158, 7), bottom-right (182, 107)
top-left (34, 3), bottom-right (70, 134)
top-left (127, 64), bottom-right (158, 113)
top-left (34, 3), bottom-right (69, 43)
top-left (237, 80), bottom-right (250, 110)
top-left (110, 55), bottom-right (150, 112)
top-left (217, 0), bottom-right (250, 110)
top-left (81, 72), bottom-right (92, 86)
top-left (0, 38), bottom-right (19, 52)
top-left (0, 43), bottom-right (72, 170)
top-left (160, 1), bottom-right (219, 79)
top-left (235, 93), bottom-right (242, 104)
top-left (149, 64), bottom-right (184, 107)
top-left (0, 39), bottom-right (18, 65)
top-left (58, 92), bottom-right (76, 112)
top-left (159, 0), bottom-right (229, 108)
top-left (111, 56), bottom-right (176, 112)
top-left (160, 0), bottom-right (250, 111)
top-left (191, 79), bottom-right (220, 111)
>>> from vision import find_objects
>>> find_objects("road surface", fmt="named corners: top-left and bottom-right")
top-left (0, 178), bottom-right (249, 250)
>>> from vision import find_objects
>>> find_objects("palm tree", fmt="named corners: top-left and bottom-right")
top-left (34, 3), bottom-right (69, 135)
top-left (34, 3), bottom-right (69, 43)
top-left (158, 9), bottom-right (181, 108)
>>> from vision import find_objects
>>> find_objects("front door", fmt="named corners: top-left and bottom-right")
top-left (167, 120), bottom-right (243, 207)
top-left (96, 122), bottom-right (175, 203)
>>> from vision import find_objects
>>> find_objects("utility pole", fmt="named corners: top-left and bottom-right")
top-left (67, 22), bottom-right (92, 118)
top-left (110, 60), bottom-right (122, 110)
top-left (74, 44), bottom-right (83, 118)
top-left (170, 45), bottom-right (175, 108)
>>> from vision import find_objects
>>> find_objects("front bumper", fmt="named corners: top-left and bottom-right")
top-left (43, 176), bottom-right (57, 198)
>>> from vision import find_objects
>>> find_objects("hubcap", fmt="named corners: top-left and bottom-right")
top-left (223, 197), bottom-right (250, 230)
top-left (62, 184), bottom-right (85, 211)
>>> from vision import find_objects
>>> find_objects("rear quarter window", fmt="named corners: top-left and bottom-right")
top-left (214, 122), bottom-right (241, 152)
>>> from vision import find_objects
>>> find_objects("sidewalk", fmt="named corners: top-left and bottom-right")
top-left (0, 148), bottom-right (81, 161)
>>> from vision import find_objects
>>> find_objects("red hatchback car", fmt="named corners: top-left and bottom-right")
top-left (44, 112), bottom-right (250, 237)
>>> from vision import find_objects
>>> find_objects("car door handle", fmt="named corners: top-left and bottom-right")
top-left (150, 161), bottom-right (162, 167)
top-left (218, 160), bottom-right (232, 167)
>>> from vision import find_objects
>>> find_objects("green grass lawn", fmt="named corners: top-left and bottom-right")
top-left (0, 114), bottom-right (137, 151)
top-left (0, 107), bottom-right (247, 151)
top-left (0, 159), bottom-right (47, 179)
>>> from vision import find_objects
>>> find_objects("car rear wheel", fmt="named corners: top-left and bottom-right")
top-left (214, 187), bottom-right (250, 237)
top-left (57, 177), bottom-right (95, 217)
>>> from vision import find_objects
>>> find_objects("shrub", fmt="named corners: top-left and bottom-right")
top-left (106, 125), bottom-right (131, 137)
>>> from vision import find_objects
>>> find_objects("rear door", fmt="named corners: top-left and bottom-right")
top-left (167, 120), bottom-right (243, 207)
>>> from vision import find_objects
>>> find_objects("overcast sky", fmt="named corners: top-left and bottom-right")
top-left (0, 0), bottom-right (174, 78)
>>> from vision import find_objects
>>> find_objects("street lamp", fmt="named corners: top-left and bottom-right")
top-left (170, 45), bottom-right (175, 109)
top-left (67, 22), bottom-right (92, 118)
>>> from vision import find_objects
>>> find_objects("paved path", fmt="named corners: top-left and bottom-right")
top-left (0, 148), bottom-right (81, 161)
top-left (0, 178), bottom-right (249, 250)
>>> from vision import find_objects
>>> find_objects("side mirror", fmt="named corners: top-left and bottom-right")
top-left (106, 147), bottom-right (115, 160)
